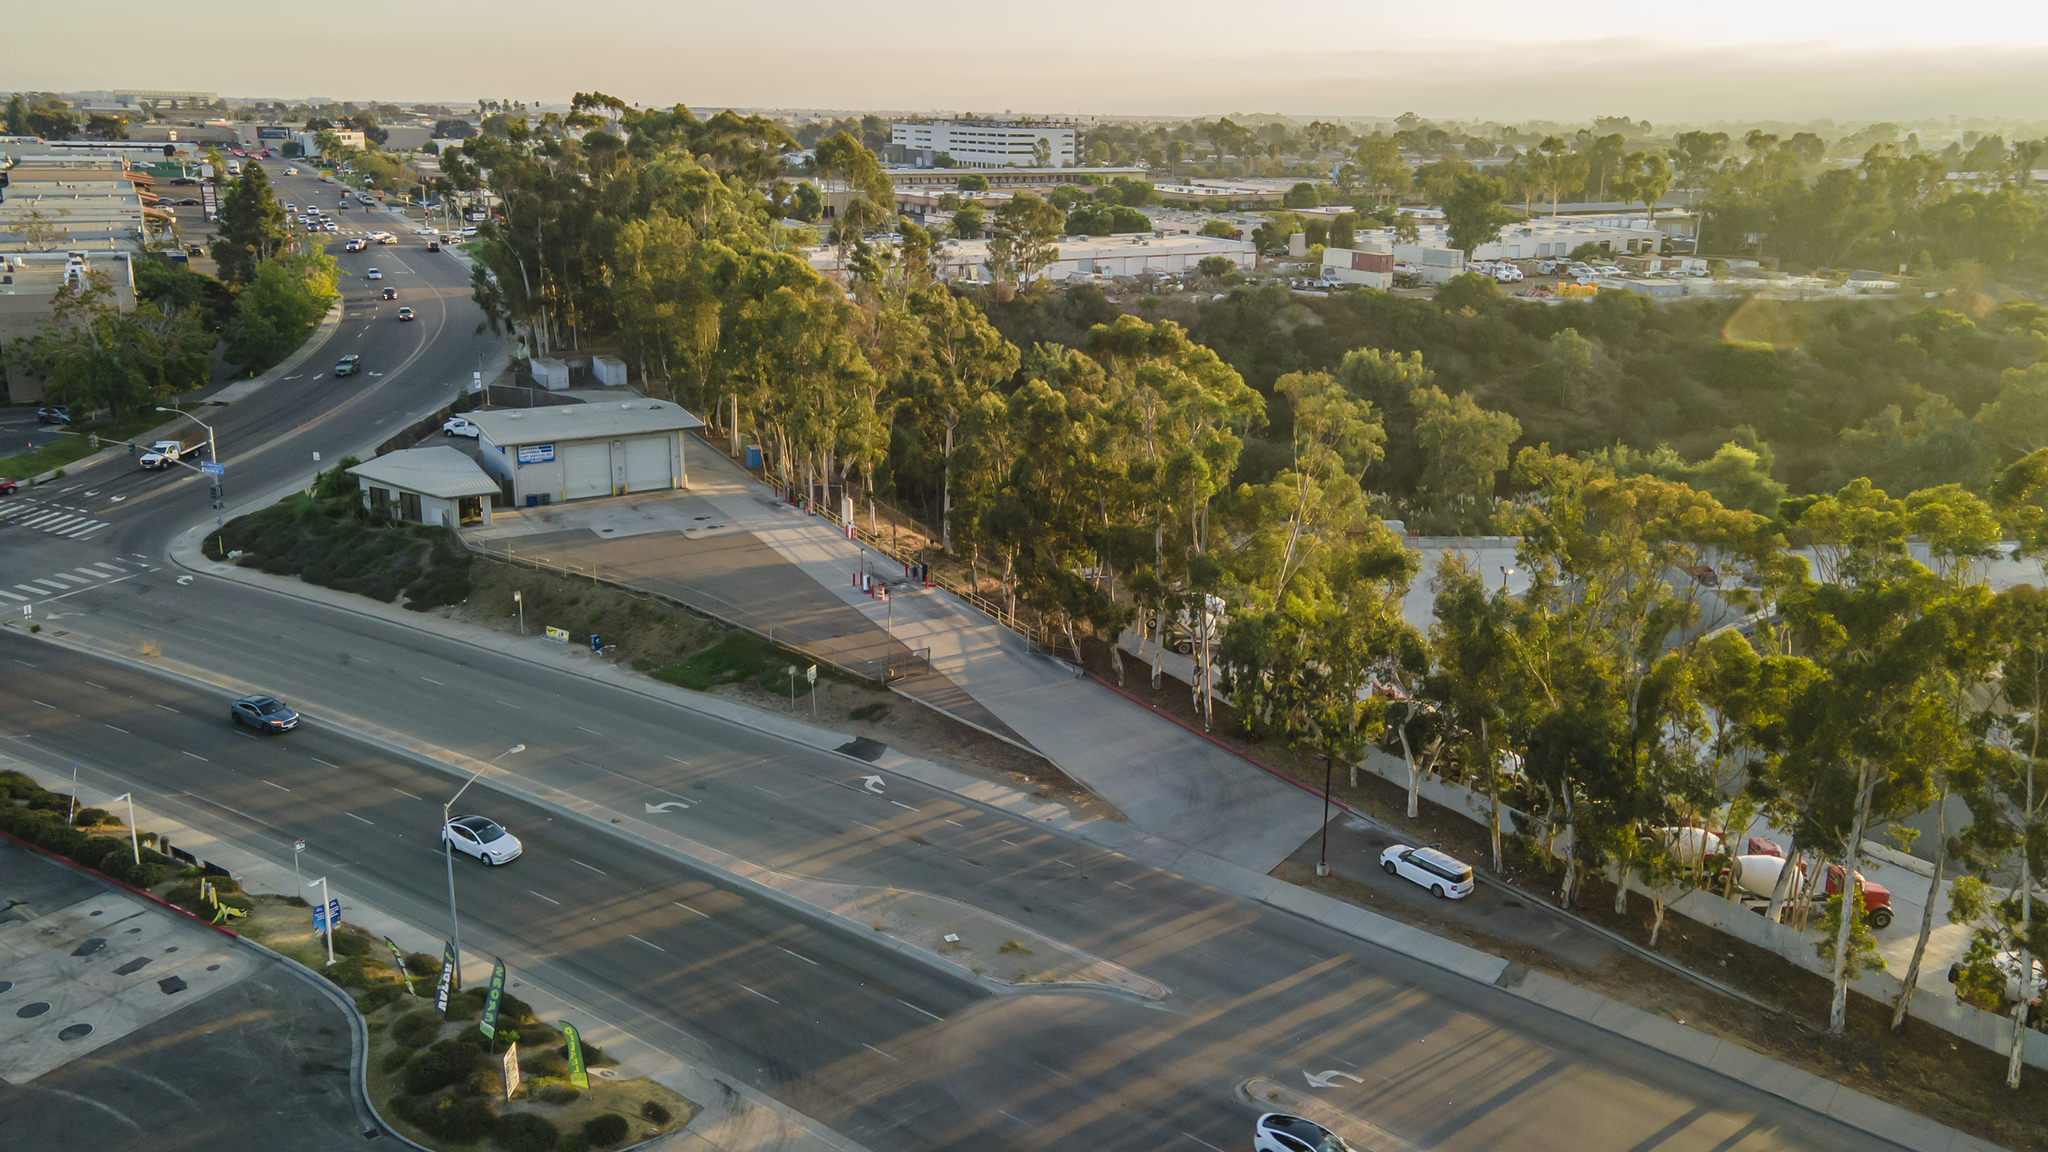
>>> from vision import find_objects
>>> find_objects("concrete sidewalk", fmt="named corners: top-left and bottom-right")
top-left (472, 439), bottom-right (1328, 874)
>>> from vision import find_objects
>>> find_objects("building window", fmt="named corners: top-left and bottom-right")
top-left (400, 492), bottom-right (422, 522)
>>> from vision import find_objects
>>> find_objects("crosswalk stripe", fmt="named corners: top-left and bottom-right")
top-left (0, 590), bottom-right (25, 601)
top-left (21, 513), bottom-right (66, 528)
top-left (72, 567), bottom-right (109, 579)
top-left (13, 585), bottom-right (43, 595)
top-left (29, 580), bottom-right (68, 591)
top-left (40, 515), bottom-right (83, 529)
top-left (43, 573), bottom-right (86, 585)
top-left (60, 524), bottom-right (106, 538)
top-left (91, 562), bottom-right (127, 574)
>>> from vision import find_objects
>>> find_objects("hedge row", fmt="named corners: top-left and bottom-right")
top-left (0, 801), bottom-right (168, 889)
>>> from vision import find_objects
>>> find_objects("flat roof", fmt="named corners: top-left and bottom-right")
top-left (347, 446), bottom-right (500, 499)
top-left (468, 399), bottom-right (704, 446)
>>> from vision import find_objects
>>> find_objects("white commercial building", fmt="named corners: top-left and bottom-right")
top-left (1320, 242), bottom-right (1395, 289)
top-left (812, 232), bottom-right (1256, 286)
top-left (348, 447), bottom-right (500, 528)
top-left (470, 400), bottom-right (704, 507)
top-left (890, 119), bottom-right (1077, 169)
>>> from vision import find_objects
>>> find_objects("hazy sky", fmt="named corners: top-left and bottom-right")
top-left (10, 0), bottom-right (2048, 123)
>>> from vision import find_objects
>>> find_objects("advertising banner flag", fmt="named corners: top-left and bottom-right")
top-left (479, 957), bottom-right (508, 1040)
top-left (384, 937), bottom-right (417, 996)
top-left (501, 1042), bottom-right (521, 1100)
top-left (433, 944), bottom-right (455, 1016)
top-left (444, 939), bottom-right (462, 992)
top-left (559, 1021), bottom-right (589, 1089)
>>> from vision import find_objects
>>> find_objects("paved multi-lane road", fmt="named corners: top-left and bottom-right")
top-left (0, 163), bottom-right (1922, 1152)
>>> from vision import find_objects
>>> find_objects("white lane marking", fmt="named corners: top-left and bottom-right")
top-left (778, 947), bottom-right (817, 966)
top-left (1182, 1132), bottom-right (1229, 1152)
top-left (1054, 860), bottom-right (1077, 868)
top-left (736, 983), bottom-right (778, 1004)
top-left (262, 780), bottom-right (290, 791)
top-left (664, 755), bottom-right (688, 764)
top-left (753, 785), bottom-right (782, 797)
top-left (72, 568), bottom-right (107, 580)
top-left (30, 580), bottom-right (69, 592)
top-left (392, 787), bottom-right (421, 799)
top-left (943, 819), bottom-right (966, 827)
top-left (890, 801), bottom-right (919, 811)
top-left (60, 524), bottom-right (108, 538)
top-left (897, 998), bottom-right (943, 1022)
top-left (863, 1043), bottom-right (903, 1064)
top-left (674, 902), bottom-right (708, 918)
top-left (575, 725), bottom-right (602, 735)
top-left (14, 585), bottom-right (45, 595)
top-left (91, 563), bottom-right (126, 575)
top-left (572, 859), bottom-right (606, 875)
top-left (156, 704), bottom-right (180, 713)
top-left (419, 676), bottom-right (444, 686)
top-left (82, 680), bottom-right (106, 690)
top-left (311, 757), bottom-right (338, 768)
top-left (528, 890), bottom-right (561, 905)
top-left (629, 934), bottom-right (667, 952)
top-left (1000, 839), bottom-right (1021, 847)
top-left (998, 1110), bottom-right (1041, 1131)
top-left (344, 811), bottom-right (374, 825)
top-left (181, 751), bottom-right (208, 762)
top-left (1114, 880), bottom-right (1138, 890)
top-left (0, 590), bottom-right (26, 601)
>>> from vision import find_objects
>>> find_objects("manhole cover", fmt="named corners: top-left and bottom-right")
top-left (158, 976), bottom-right (188, 995)
top-left (17, 1002), bottom-right (51, 1018)
top-left (0, 980), bottom-right (11, 993)
top-left (89, 910), bottom-right (103, 917)
top-left (206, 964), bottom-right (221, 972)
top-left (58, 1023), bottom-right (93, 1041)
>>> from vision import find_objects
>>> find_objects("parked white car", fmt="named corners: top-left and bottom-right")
top-left (442, 417), bottom-right (480, 438)
top-left (1536, 260), bottom-right (1560, 275)
top-left (1380, 844), bottom-right (1474, 899)
top-left (1492, 264), bottom-right (1524, 283)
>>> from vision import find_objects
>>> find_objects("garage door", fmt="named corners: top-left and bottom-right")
top-left (622, 436), bottom-right (673, 493)
top-left (562, 441), bottom-right (611, 500)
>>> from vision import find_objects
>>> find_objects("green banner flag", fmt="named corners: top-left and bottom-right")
top-left (384, 937), bottom-right (417, 996)
top-left (444, 940), bottom-right (462, 993)
top-left (559, 1021), bottom-right (589, 1089)
top-left (479, 957), bottom-right (507, 1041)
top-left (434, 942), bottom-right (456, 1016)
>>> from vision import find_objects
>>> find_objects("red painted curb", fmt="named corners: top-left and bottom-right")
top-left (1083, 671), bottom-right (1361, 818)
top-left (0, 828), bottom-right (242, 939)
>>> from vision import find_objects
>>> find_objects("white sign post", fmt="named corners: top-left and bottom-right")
top-left (806, 664), bottom-right (818, 716)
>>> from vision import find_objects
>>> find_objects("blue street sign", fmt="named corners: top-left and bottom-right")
top-left (201, 461), bottom-right (225, 476)
top-left (311, 897), bottom-right (341, 931)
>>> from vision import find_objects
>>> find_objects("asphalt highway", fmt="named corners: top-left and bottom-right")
top-left (0, 627), bottom-right (1908, 1152)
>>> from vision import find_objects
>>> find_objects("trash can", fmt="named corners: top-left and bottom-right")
top-left (589, 633), bottom-right (602, 652)
top-left (526, 494), bottom-right (537, 508)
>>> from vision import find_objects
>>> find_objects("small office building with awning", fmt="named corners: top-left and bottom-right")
top-left (468, 400), bottom-right (703, 507)
top-left (349, 446), bottom-right (500, 527)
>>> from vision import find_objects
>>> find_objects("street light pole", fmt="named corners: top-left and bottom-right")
top-left (106, 793), bottom-right (139, 864)
top-left (442, 744), bottom-right (525, 990)
top-left (157, 405), bottom-right (222, 527)
top-left (1317, 755), bottom-right (1333, 877)
top-left (307, 876), bottom-right (334, 966)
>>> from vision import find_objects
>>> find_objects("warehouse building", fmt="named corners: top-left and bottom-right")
top-left (889, 118), bottom-right (1077, 169)
top-left (469, 400), bottom-right (704, 507)
top-left (348, 446), bottom-right (499, 528)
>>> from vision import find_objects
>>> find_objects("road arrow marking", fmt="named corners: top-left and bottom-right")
top-left (862, 775), bottom-right (885, 794)
top-left (644, 801), bottom-right (690, 813)
top-left (1303, 1070), bottom-right (1366, 1089)
top-left (176, 575), bottom-right (193, 585)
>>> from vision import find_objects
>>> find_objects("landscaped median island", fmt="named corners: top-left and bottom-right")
top-left (0, 771), bottom-right (694, 1151)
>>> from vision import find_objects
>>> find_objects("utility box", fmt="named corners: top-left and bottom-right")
top-left (592, 356), bottom-right (628, 386)
top-left (528, 357), bottom-right (571, 390)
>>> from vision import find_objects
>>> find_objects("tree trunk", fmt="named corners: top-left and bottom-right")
top-left (1614, 859), bottom-right (1632, 915)
top-left (1765, 831), bottom-right (1801, 923)
top-left (940, 420), bottom-right (955, 553)
top-left (1151, 604), bottom-right (1166, 690)
top-left (1828, 768), bottom-right (1877, 1035)
top-left (1398, 708), bottom-right (1420, 819)
top-left (1649, 897), bottom-right (1667, 947)
top-left (2011, 854), bottom-right (2035, 1089)
top-left (1891, 786), bottom-right (1948, 1035)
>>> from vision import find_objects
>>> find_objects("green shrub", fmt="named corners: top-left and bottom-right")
top-left (129, 862), bottom-right (166, 888)
top-left (357, 984), bottom-right (409, 1014)
top-left (324, 955), bottom-right (372, 989)
top-left (491, 1112), bottom-right (558, 1152)
top-left (73, 807), bottom-right (113, 826)
top-left (581, 1114), bottom-right (629, 1147)
top-left (558, 1136), bottom-right (590, 1152)
top-left (444, 987), bottom-right (487, 1020)
top-left (640, 1100), bottom-right (671, 1125)
top-left (394, 1093), bottom-right (497, 1143)
top-left (403, 1038), bottom-right (483, 1095)
top-left (391, 1007), bottom-right (444, 1048)
top-left (33, 825), bottom-right (90, 857)
top-left (496, 992), bottom-right (535, 1024)
top-left (571, 1040), bottom-right (616, 1068)
top-left (520, 1050), bottom-right (569, 1079)
top-left (68, 837), bottom-right (121, 869)
top-left (332, 929), bottom-right (374, 958)
top-left (534, 1080), bottom-right (580, 1105)
top-left (98, 855), bottom-right (134, 884)
top-left (405, 952), bottom-right (442, 978)
top-left (379, 1046), bottom-right (415, 1074)
top-left (648, 632), bottom-right (812, 696)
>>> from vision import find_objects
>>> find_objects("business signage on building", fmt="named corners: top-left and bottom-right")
top-left (544, 626), bottom-right (569, 644)
top-left (257, 126), bottom-right (290, 140)
top-left (516, 444), bottom-right (555, 465)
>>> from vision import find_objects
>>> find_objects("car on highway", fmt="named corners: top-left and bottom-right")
top-left (230, 694), bottom-right (300, 733)
top-left (0, 478), bottom-right (18, 496)
top-left (334, 354), bottom-right (361, 377)
top-left (366, 268), bottom-right (382, 280)
top-left (427, 241), bottom-right (442, 252)
top-left (443, 816), bottom-right (522, 865)
top-left (1380, 843), bottom-right (1474, 899)
top-left (1254, 1114), bottom-right (1352, 1152)
top-left (442, 416), bottom-right (480, 438)
top-left (381, 287), bottom-right (398, 300)
top-left (285, 203), bottom-right (296, 213)
top-left (397, 306), bottom-right (415, 321)
top-left (285, 166), bottom-right (299, 175)
top-left (37, 405), bottom-right (70, 425)
top-left (344, 238), bottom-right (367, 252)
top-left (415, 226), bottom-right (439, 235)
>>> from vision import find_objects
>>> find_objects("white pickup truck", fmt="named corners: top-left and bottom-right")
top-left (137, 431), bottom-right (209, 470)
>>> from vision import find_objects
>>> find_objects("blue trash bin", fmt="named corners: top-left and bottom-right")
top-left (526, 494), bottom-right (537, 508)
top-left (745, 445), bottom-right (763, 469)
top-left (589, 633), bottom-right (602, 652)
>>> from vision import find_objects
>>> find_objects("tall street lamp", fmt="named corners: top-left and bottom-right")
top-left (442, 744), bottom-right (524, 988)
top-left (157, 405), bottom-right (223, 528)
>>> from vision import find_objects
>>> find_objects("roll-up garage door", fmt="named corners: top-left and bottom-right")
top-left (623, 436), bottom-right (673, 493)
top-left (562, 441), bottom-right (611, 500)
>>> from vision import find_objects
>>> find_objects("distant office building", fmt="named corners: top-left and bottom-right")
top-left (890, 119), bottom-right (1077, 169)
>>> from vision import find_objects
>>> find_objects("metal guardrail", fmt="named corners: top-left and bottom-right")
top-left (461, 535), bottom-right (932, 685)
